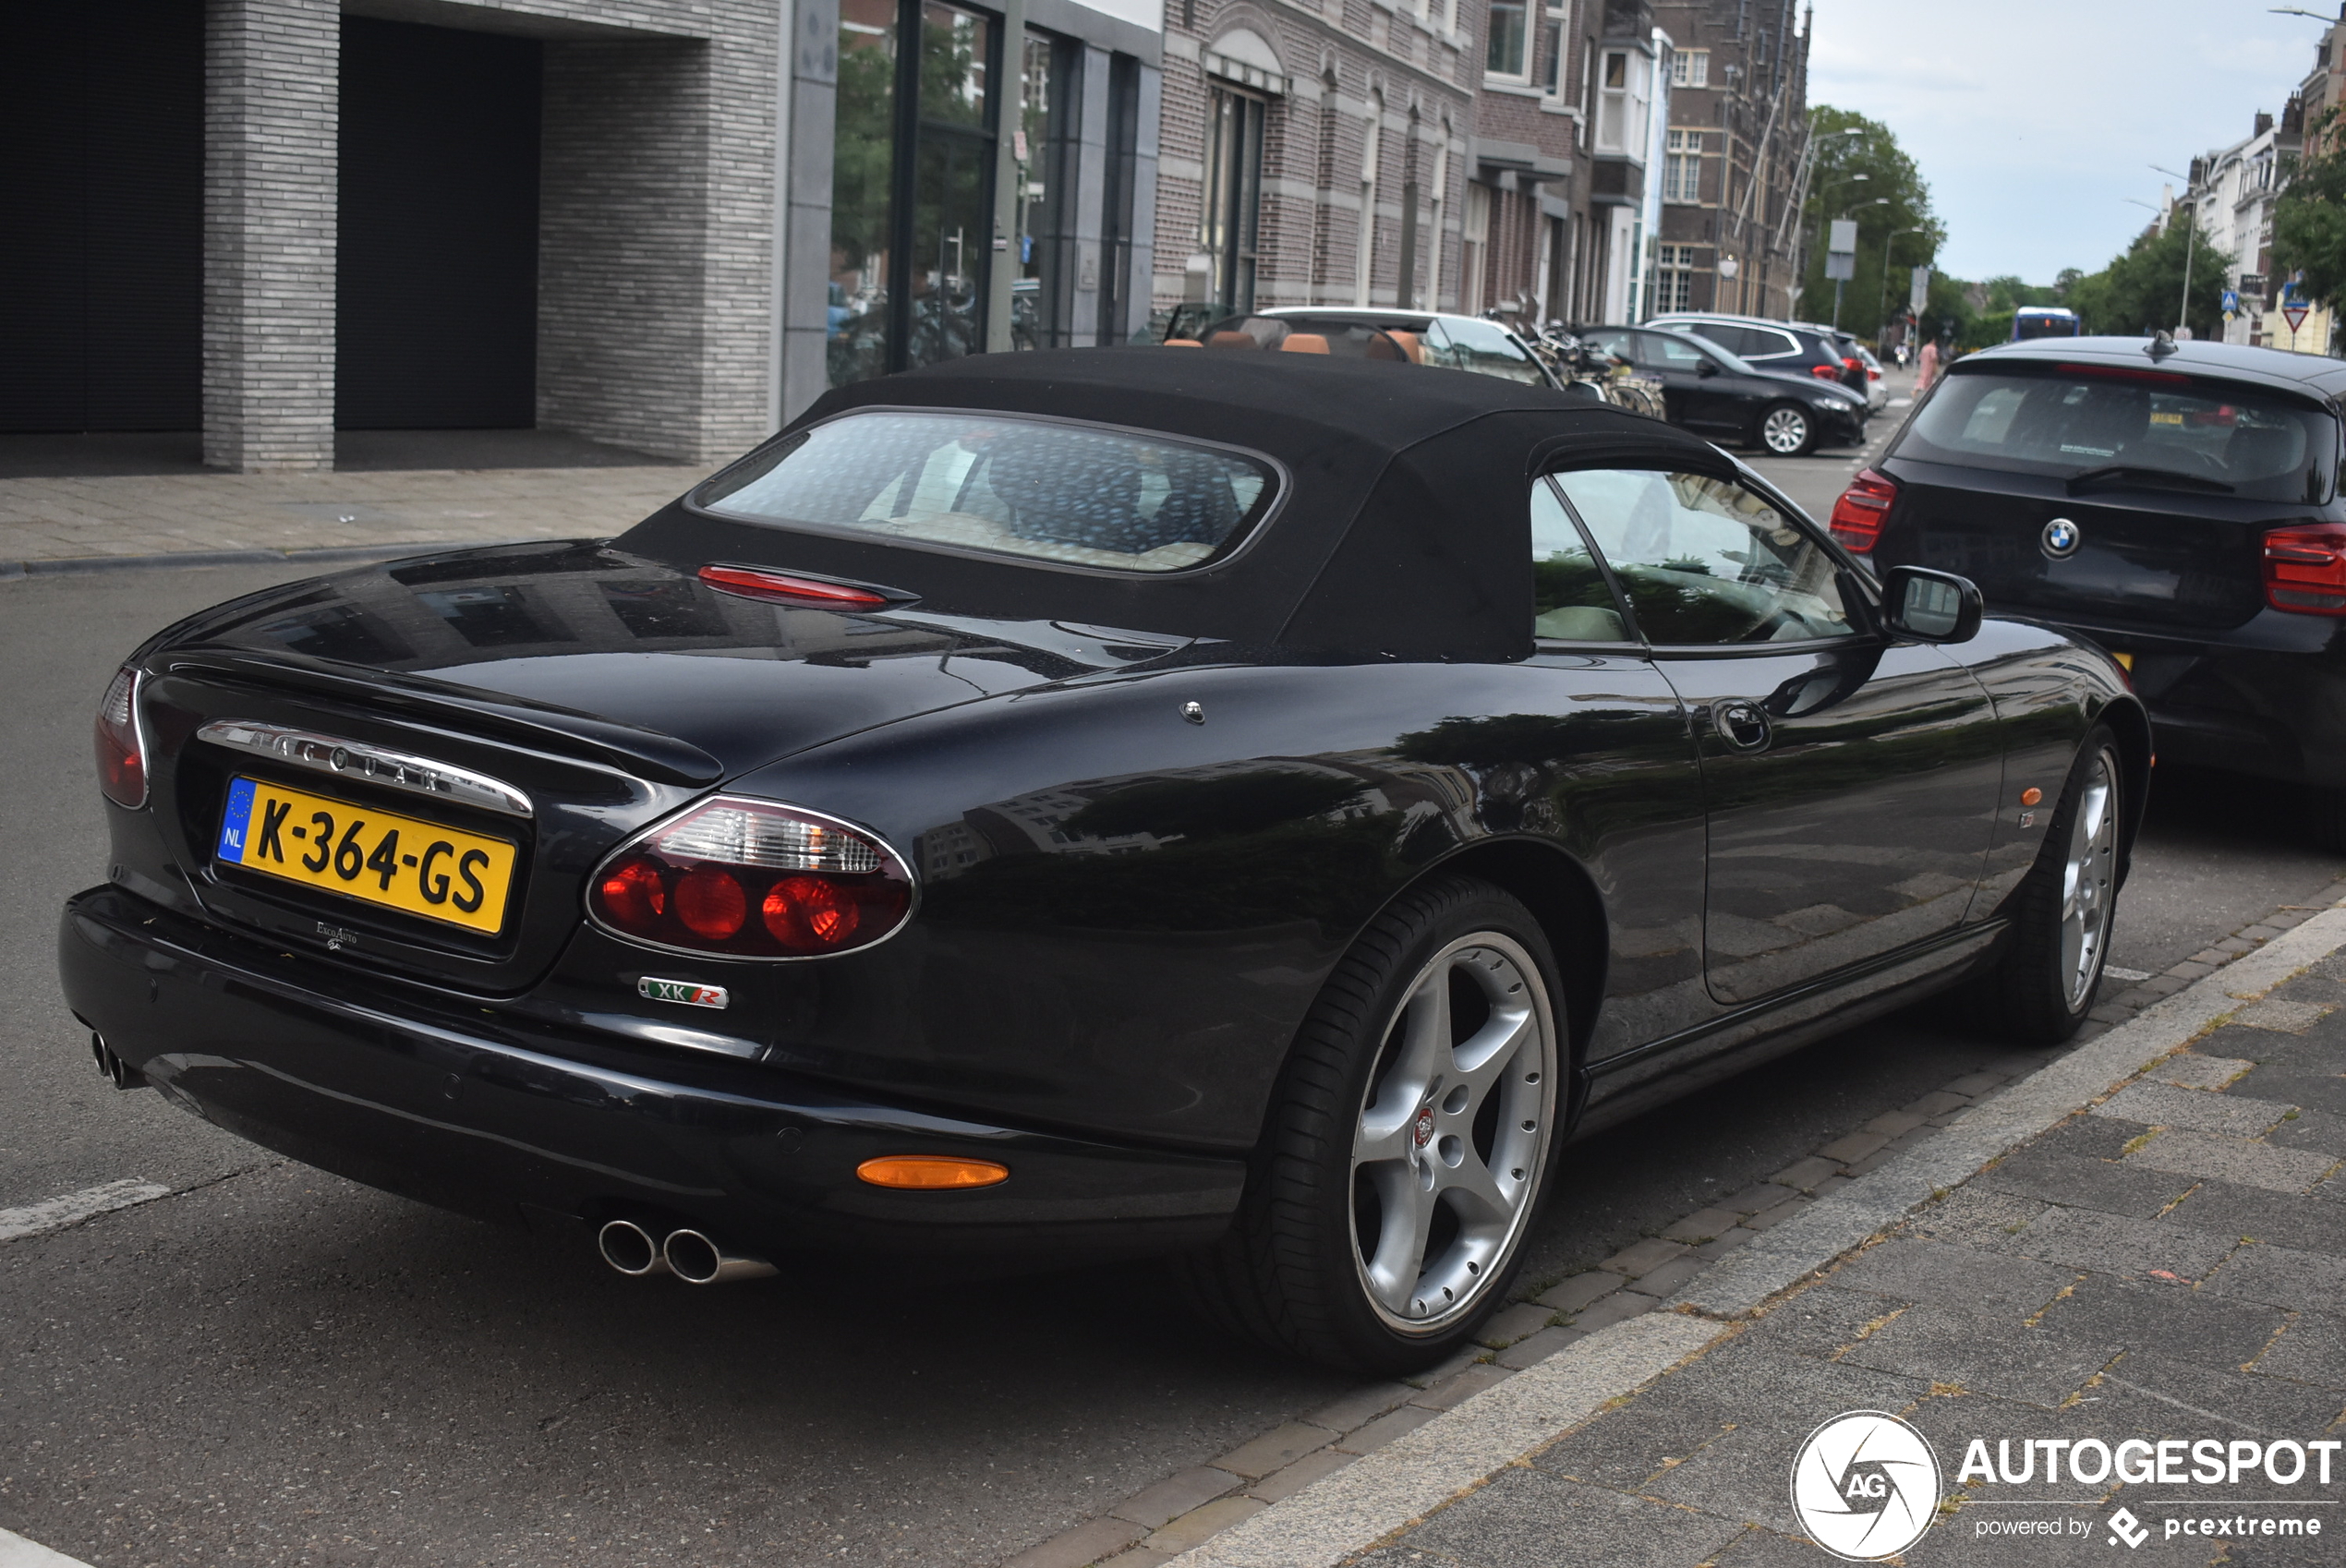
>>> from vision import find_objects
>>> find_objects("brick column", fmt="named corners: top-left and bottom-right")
top-left (202, 0), bottom-right (337, 472)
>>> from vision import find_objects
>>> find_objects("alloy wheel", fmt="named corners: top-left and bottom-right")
top-left (1349, 934), bottom-right (1556, 1333)
top-left (1761, 405), bottom-right (1810, 454)
top-left (2061, 748), bottom-right (2119, 1007)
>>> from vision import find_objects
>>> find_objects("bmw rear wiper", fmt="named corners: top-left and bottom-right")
top-left (2065, 464), bottom-right (2233, 496)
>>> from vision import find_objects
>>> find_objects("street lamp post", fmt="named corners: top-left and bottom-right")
top-left (1876, 225), bottom-right (1923, 343)
top-left (2150, 163), bottom-right (2198, 335)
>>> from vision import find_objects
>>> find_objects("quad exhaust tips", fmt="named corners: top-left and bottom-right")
top-left (90, 1033), bottom-right (145, 1092)
top-left (596, 1219), bottom-right (776, 1285)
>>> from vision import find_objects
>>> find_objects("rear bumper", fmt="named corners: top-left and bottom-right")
top-left (2062, 624), bottom-right (2346, 789)
top-left (57, 885), bottom-right (1244, 1260)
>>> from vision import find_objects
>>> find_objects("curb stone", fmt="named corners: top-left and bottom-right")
top-left (1144, 902), bottom-right (2346, 1568)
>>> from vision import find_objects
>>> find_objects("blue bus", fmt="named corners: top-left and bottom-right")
top-left (2013, 307), bottom-right (2082, 341)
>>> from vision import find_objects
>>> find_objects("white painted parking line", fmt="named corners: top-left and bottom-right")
top-left (0, 1179), bottom-right (172, 1244)
top-left (0, 1526), bottom-right (97, 1568)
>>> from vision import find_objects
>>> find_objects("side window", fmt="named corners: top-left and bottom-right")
top-left (1435, 317), bottom-right (1549, 384)
top-left (1680, 322), bottom-right (1749, 356)
top-left (1551, 468), bottom-right (1857, 645)
top-left (1647, 333), bottom-right (1711, 371)
top-left (1530, 479), bottom-right (1632, 642)
top-left (1746, 329), bottom-right (1797, 360)
top-left (1578, 327), bottom-right (1637, 364)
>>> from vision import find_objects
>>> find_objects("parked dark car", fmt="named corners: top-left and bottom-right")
top-left (1647, 311), bottom-right (1872, 400)
top-left (1577, 324), bottom-right (1868, 454)
top-left (62, 350), bottom-right (2143, 1371)
top-left (1833, 335), bottom-right (2346, 842)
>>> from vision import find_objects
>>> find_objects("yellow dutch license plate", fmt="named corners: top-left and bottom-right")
top-left (213, 776), bottom-right (518, 934)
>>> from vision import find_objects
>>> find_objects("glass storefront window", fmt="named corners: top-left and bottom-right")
top-left (1201, 88), bottom-right (1264, 314)
top-left (1012, 33), bottom-right (1072, 350)
top-left (829, 0), bottom-right (900, 388)
top-left (828, 0), bottom-right (998, 387)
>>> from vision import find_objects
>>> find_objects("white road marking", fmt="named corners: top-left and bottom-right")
top-left (0, 1179), bottom-right (172, 1243)
top-left (0, 1526), bottom-right (98, 1568)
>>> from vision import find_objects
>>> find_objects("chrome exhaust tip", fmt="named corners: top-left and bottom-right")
top-left (661, 1228), bottom-right (777, 1285)
top-left (91, 1033), bottom-right (145, 1092)
top-left (597, 1218), bottom-right (671, 1277)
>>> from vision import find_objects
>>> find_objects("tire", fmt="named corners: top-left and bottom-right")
top-left (1177, 877), bottom-right (1566, 1372)
top-left (1756, 401), bottom-right (1817, 456)
top-left (1963, 728), bottom-right (2123, 1044)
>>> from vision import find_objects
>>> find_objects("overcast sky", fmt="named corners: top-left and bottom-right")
top-left (1804, 0), bottom-right (2330, 283)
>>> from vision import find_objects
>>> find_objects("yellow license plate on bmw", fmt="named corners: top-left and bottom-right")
top-left (213, 776), bottom-right (518, 934)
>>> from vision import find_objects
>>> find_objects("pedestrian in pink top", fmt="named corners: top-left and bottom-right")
top-left (1915, 335), bottom-right (1942, 393)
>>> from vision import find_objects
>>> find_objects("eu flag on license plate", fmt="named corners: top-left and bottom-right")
top-left (215, 777), bottom-right (258, 862)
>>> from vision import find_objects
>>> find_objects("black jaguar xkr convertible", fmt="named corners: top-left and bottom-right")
top-left (60, 350), bottom-right (2143, 1370)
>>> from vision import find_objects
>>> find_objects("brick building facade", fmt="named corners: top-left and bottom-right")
top-left (1646, 0), bottom-right (1809, 321)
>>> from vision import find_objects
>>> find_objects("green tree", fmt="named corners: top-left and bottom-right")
top-left (2065, 214), bottom-right (2230, 340)
top-left (1796, 106), bottom-right (1944, 340)
top-left (2275, 109), bottom-right (2346, 311)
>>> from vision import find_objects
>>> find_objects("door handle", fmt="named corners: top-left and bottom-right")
top-left (1711, 697), bottom-right (1772, 753)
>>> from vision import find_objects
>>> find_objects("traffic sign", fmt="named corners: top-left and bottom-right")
top-left (2221, 289), bottom-right (2239, 314)
top-left (2286, 302), bottom-right (2312, 332)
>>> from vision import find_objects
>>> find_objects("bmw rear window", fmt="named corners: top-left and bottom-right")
top-left (1896, 366), bottom-right (2337, 503)
top-left (694, 410), bottom-right (1279, 573)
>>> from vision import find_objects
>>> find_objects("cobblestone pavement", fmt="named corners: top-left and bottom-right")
top-left (1002, 891), bottom-right (2346, 1568)
top-left (0, 462), bottom-right (709, 573)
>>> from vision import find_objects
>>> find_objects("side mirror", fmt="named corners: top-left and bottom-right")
top-left (1880, 565), bottom-right (1982, 645)
top-left (1695, 358), bottom-right (1721, 378)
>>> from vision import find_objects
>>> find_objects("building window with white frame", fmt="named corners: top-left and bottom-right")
top-left (1541, 1), bottom-right (1568, 94)
top-left (1669, 48), bottom-right (1706, 87)
top-left (1486, 0), bottom-right (1530, 78)
top-left (1663, 128), bottom-right (1700, 204)
top-left (1594, 49), bottom-right (1647, 152)
top-left (1654, 243), bottom-right (1696, 311)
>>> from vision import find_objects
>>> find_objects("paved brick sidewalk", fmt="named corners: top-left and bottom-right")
top-left (1340, 955), bottom-right (2346, 1566)
top-left (0, 463), bottom-right (710, 572)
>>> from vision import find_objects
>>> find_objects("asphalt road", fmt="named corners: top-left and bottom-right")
top-left (3, 512), bottom-right (2341, 1566)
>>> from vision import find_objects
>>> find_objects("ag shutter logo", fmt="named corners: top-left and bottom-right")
top-left (1790, 1411), bottom-right (1942, 1562)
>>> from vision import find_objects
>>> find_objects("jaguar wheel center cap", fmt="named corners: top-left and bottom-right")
top-left (1413, 1107), bottom-right (1436, 1148)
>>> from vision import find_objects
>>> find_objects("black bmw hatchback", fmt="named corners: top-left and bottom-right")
top-left (64, 350), bottom-right (2141, 1371)
top-left (1836, 336), bottom-right (2346, 841)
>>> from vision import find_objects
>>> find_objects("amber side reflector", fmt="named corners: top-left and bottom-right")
top-left (2020, 787), bottom-right (2043, 807)
top-left (856, 1155), bottom-right (1010, 1190)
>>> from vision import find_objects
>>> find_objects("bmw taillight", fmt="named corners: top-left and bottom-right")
top-left (587, 796), bottom-right (913, 959)
top-left (95, 666), bottom-right (148, 808)
top-left (2262, 524), bottom-right (2346, 616)
top-left (1829, 468), bottom-right (1899, 553)
top-left (1809, 364), bottom-right (1844, 381)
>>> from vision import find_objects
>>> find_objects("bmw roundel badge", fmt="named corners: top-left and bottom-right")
top-left (2041, 517), bottom-right (2081, 560)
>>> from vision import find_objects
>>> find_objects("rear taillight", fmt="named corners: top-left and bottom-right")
top-left (2262, 524), bottom-right (2346, 616)
top-left (1829, 468), bottom-right (1899, 553)
top-left (587, 796), bottom-right (913, 959)
top-left (1809, 364), bottom-right (1844, 381)
top-left (1842, 356), bottom-right (1864, 374)
top-left (95, 666), bottom-right (147, 809)
top-left (1867, 366), bottom-right (1882, 380)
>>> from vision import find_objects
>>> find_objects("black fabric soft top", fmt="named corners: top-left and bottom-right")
top-left (615, 347), bottom-right (1732, 661)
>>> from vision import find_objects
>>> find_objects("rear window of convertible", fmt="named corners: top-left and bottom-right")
top-left (692, 410), bottom-right (1280, 573)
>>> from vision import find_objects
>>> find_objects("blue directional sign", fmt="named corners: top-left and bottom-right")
top-left (2221, 289), bottom-right (2240, 314)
